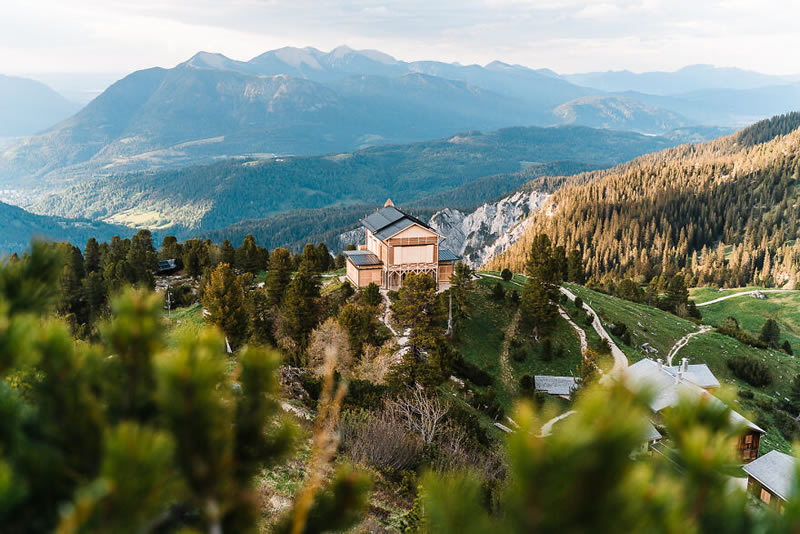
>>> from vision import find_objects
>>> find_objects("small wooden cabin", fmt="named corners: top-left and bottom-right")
top-left (743, 450), bottom-right (799, 511)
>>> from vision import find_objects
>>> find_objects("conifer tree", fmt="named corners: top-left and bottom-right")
top-left (236, 234), bottom-right (262, 274)
top-left (84, 237), bottom-right (102, 273)
top-left (759, 318), bottom-right (781, 348)
top-left (203, 263), bottom-right (250, 350)
top-left (566, 249), bottom-right (584, 284)
top-left (391, 273), bottom-right (444, 358)
top-left (281, 265), bottom-right (321, 352)
top-left (266, 248), bottom-right (293, 306)
top-left (449, 262), bottom-right (475, 330)
top-left (221, 238), bottom-right (236, 267)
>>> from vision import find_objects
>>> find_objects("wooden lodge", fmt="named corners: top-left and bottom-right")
top-left (344, 199), bottom-right (459, 290)
top-left (743, 450), bottom-right (799, 511)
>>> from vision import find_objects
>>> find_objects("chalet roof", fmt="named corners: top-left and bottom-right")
top-left (343, 250), bottom-right (383, 266)
top-left (438, 248), bottom-right (460, 262)
top-left (743, 450), bottom-right (799, 501)
top-left (644, 421), bottom-right (663, 442)
top-left (362, 205), bottom-right (435, 241)
top-left (535, 375), bottom-right (577, 396)
top-left (625, 359), bottom-right (764, 434)
top-left (664, 364), bottom-right (720, 389)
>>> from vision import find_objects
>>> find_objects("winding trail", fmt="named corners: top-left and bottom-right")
top-left (539, 410), bottom-right (577, 437)
top-left (666, 325), bottom-right (712, 365)
top-left (499, 310), bottom-right (522, 394)
top-left (696, 289), bottom-right (797, 307)
top-left (559, 286), bottom-right (628, 377)
top-left (558, 305), bottom-right (588, 353)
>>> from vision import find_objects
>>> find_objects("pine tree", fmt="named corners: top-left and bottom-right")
top-left (203, 263), bottom-right (250, 350)
top-left (449, 262), bottom-right (475, 330)
top-left (266, 248), bottom-right (293, 307)
top-left (520, 281), bottom-right (556, 339)
top-left (221, 238), bottom-right (236, 267)
top-left (281, 265), bottom-right (321, 352)
top-left (665, 274), bottom-right (689, 314)
top-left (391, 273), bottom-right (445, 358)
top-left (236, 234), bottom-right (263, 274)
top-left (759, 318), bottom-right (781, 348)
top-left (84, 237), bottom-right (101, 273)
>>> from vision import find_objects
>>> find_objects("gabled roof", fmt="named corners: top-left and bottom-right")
top-left (438, 248), bottom-right (460, 262)
top-left (743, 450), bottom-right (799, 501)
top-left (535, 375), bottom-right (577, 396)
top-left (625, 359), bottom-right (764, 434)
top-left (664, 364), bottom-right (720, 389)
top-left (343, 250), bottom-right (383, 266)
top-left (362, 205), bottom-right (436, 241)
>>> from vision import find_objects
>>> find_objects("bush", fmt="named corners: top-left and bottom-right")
top-left (471, 387), bottom-right (504, 420)
top-left (574, 296), bottom-right (583, 310)
top-left (520, 374), bottom-right (534, 391)
top-left (452, 355), bottom-right (493, 387)
top-left (610, 322), bottom-right (627, 337)
top-left (511, 347), bottom-right (527, 363)
top-left (540, 338), bottom-right (553, 362)
top-left (717, 325), bottom-right (768, 349)
top-left (727, 355), bottom-right (772, 387)
top-left (492, 282), bottom-right (506, 301)
top-left (774, 410), bottom-right (800, 441)
top-left (343, 379), bottom-right (389, 410)
top-left (782, 340), bottom-right (793, 355)
top-left (501, 268), bottom-right (513, 282)
top-left (621, 331), bottom-right (632, 346)
top-left (340, 408), bottom-right (422, 471)
top-left (737, 389), bottom-right (754, 399)
top-left (510, 290), bottom-right (520, 306)
top-left (169, 284), bottom-right (196, 308)
top-left (361, 282), bottom-right (382, 307)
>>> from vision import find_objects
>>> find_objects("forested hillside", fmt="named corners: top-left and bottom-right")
top-left (32, 126), bottom-right (674, 236)
top-left (489, 112), bottom-right (800, 288)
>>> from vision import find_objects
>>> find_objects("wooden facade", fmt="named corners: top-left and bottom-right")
top-left (738, 431), bottom-right (761, 463)
top-left (344, 200), bottom-right (459, 291)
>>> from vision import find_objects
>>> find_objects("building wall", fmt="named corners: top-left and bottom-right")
top-left (346, 261), bottom-right (359, 286)
top-left (393, 224), bottom-right (437, 239)
top-left (747, 477), bottom-right (784, 511)
top-left (394, 244), bottom-right (435, 265)
top-left (357, 267), bottom-right (383, 288)
top-left (439, 262), bottom-right (454, 282)
top-left (738, 431), bottom-right (761, 463)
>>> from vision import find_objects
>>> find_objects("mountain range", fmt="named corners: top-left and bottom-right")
top-left (4, 46), bottom-right (796, 198)
top-left (0, 75), bottom-right (80, 136)
top-left (29, 125), bottom-right (677, 237)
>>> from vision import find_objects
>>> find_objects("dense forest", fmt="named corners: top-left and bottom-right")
top-left (32, 126), bottom-right (676, 236)
top-left (490, 112), bottom-right (800, 289)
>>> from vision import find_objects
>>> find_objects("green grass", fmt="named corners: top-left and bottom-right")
top-left (689, 286), bottom-right (765, 304)
top-left (564, 283), bottom-right (698, 363)
top-left (695, 290), bottom-right (800, 355)
top-left (163, 303), bottom-right (204, 349)
top-left (564, 284), bottom-right (800, 454)
top-left (456, 278), bottom-right (583, 409)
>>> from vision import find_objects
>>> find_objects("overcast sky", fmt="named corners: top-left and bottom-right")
top-left (2, 0), bottom-right (798, 76)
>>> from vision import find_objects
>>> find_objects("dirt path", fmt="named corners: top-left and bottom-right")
top-left (559, 286), bottom-right (628, 377)
top-left (666, 325), bottom-right (713, 365)
top-left (558, 305), bottom-right (588, 353)
top-left (499, 309), bottom-right (521, 394)
top-left (539, 410), bottom-right (576, 437)
top-left (696, 289), bottom-right (797, 307)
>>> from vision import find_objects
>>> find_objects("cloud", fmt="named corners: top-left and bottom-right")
top-left (1, 0), bottom-right (798, 76)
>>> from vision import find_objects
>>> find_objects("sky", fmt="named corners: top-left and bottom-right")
top-left (2, 0), bottom-right (799, 77)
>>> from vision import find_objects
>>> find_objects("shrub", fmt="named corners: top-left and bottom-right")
top-left (341, 408), bottom-right (422, 471)
top-left (727, 355), bottom-right (772, 387)
top-left (511, 347), bottom-right (527, 363)
top-left (169, 284), bottom-right (196, 308)
top-left (774, 410), bottom-right (800, 441)
top-left (621, 331), bottom-right (632, 346)
top-left (574, 296), bottom-right (583, 310)
top-left (782, 340), bottom-right (793, 355)
top-left (492, 282), bottom-right (506, 301)
top-left (717, 325), bottom-right (768, 349)
top-left (610, 322), bottom-right (627, 337)
top-left (471, 387), bottom-right (504, 420)
top-left (501, 268), bottom-right (513, 282)
top-left (510, 290), bottom-right (520, 306)
top-left (520, 374), bottom-right (534, 391)
top-left (737, 389), bottom-right (754, 399)
top-left (452, 355), bottom-right (493, 387)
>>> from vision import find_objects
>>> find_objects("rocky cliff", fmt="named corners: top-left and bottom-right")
top-left (428, 189), bottom-right (550, 267)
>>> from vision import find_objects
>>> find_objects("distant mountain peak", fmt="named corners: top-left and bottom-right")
top-left (183, 51), bottom-right (237, 70)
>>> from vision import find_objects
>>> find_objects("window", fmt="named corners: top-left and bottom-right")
top-left (745, 435), bottom-right (753, 444)
top-left (761, 488), bottom-right (771, 504)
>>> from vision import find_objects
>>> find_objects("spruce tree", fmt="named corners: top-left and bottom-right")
top-left (391, 273), bottom-right (444, 357)
top-left (84, 237), bottom-right (101, 273)
top-left (203, 263), bottom-right (250, 350)
top-left (221, 238), bottom-right (236, 267)
top-left (236, 234), bottom-right (262, 274)
top-left (566, 249), bottom-right (585, 284)
top-left (449, 261), bottom-right (475, 329)
top-left (266, 248), bottom-right (293, 306)
top-left (281, 265), bottom-right (321, 352)
top-left (759, 318), bottom-right (781, 348)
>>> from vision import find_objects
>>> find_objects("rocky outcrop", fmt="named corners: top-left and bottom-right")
top-left (429, 189), bottom-right (550, 267)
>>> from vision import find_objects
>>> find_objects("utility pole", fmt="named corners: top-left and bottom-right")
top-left (166, 288), bottom-right (172, 318)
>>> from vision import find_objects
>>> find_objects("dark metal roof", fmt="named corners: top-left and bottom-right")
top-left (438, 248), bottom-right (460, 262)
top-left (343, 250), bottom-right (383, 267)
top-left (361, 205), bottom-right (435, 241)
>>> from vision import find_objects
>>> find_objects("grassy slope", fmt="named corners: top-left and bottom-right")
top-left (456, 277), bottom-right (583, 409)
top-left (566, 284), bottom-right (800, 454)
top-left (691, 289), bottom-right (800, 355)
top-left (163, 303), bottom-right (204, 349)
top-left (689, 286), bottom-right (766, 304)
